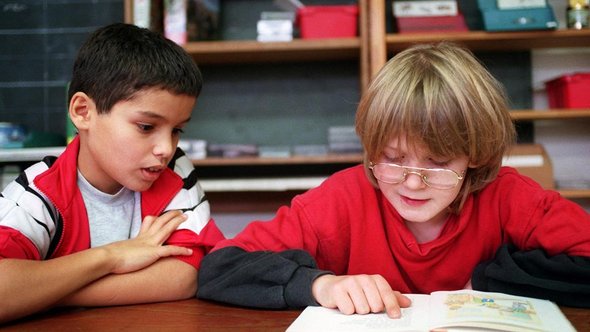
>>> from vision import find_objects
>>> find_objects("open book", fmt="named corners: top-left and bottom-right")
top-left (287, 290), bottom-right (576, 332)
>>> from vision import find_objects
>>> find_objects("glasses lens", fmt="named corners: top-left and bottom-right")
top-left (422, 169), bottom-right (459, 189)
top-left (372, 164), bottom-right (405, 184)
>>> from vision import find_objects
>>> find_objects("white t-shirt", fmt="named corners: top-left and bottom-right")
top-left (77, 170), bottom-right (142, 247)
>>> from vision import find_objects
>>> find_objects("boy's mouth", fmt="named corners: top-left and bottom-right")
top-left (401, 195), bottom-right (429, 207)
top-left (141, 166), bottom-right (165, 180)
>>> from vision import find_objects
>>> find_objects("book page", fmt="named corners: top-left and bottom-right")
top-left (286, 294), bottom-right (431, 332)
top-left (427, 290), bottom-right (576, 332)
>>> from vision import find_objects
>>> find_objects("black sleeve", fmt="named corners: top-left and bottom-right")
top-left (196, 246), bottom-right (333, 309)
top-left (472, 243), bottom-right (590, 308)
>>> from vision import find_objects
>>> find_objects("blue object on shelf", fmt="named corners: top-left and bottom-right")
top-left (477, 0), bottom-right (558, 31)
top-left (0, 123), bottom-right (27, 149)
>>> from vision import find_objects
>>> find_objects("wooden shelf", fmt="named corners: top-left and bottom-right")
top-left (558, 189), bottom-right (590, 199)
top-left (510, 109), bottom-right (590, 120)
top-left (190, 110), bottom-right (590, 166)
top-left (385, 29), bottom-right (590, 53)
top-left (193, 154), bottom-right (363, 166)
top-left (183, 38), bottom-right (361, 65)
top-left (121, 1), bottom-right (590, 201)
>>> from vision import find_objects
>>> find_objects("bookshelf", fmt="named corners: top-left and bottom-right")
top-left (123, 0), bottom-right (590, 200)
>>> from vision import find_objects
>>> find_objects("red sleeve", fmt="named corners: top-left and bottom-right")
top-left (212, 203), bottom-right (314, 253)
top-left (165, 220), bottom-right (225, 269)
top-left (491, 168), bottom-right (590, 257)
top-left (524, 191), bottom-right (590, 257)
top-left (0, 226), bottom-right (42, 260)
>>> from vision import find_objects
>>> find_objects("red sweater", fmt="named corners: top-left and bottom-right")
top-left (212, 165), bottom-right (590, 294)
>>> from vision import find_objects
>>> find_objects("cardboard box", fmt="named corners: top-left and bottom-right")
top-left (297, 5), bottom-right (358, 39)
top-left (502, 144), bottom-right (554, 189)
top-left (545, 73), bottom-right (590, 109)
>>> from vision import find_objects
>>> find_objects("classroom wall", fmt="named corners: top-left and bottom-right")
top-left (0, 1), bottom-right (588, 235)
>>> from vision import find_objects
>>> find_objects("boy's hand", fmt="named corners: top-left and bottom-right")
top-left (464, 278), bottom-right (472, 290)
top-left (104, 210), bottom-right (192, 274)
top-left (312, 274), bottom-right (412, 319)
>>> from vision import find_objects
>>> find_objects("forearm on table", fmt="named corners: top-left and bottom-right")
top-left (59, 257), bottom-right (197, 307)
top-left (197, 246), bottom-right (331, 309)
top-left (0, 247), bottom-right (115, 323)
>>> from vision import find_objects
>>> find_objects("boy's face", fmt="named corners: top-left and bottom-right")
top-left (77, 88), bottom-right (195, 194)
top-left (374, 137), bottom-right (469, 228)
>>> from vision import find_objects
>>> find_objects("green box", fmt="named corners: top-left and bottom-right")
top-left (477, 0), bottom-right (557, 31)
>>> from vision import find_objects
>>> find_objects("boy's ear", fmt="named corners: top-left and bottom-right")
top-left (68, 92), bottom-right (96, 130)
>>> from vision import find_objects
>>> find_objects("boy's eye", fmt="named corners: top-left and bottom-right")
top-left (137, 123), bottom-right (153, 132)
top-left (430, 158), bottom-right (450, 167)
top-left (384, 155), bottom-right (403, 163)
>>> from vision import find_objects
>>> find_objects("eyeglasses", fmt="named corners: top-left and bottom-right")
top-left (369, 162), bottom-right (465, 190)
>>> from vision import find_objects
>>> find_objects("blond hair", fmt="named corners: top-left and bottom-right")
top-left (355, 42), bottom-right (516, 213)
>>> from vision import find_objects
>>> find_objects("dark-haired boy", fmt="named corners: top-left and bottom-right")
top-left (0, 23), bottom-right (224, 323)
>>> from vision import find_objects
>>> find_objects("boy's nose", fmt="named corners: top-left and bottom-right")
top-left (403, 171), bottom-right (426, 189)
top-left (154, 137), bottom-right (174, 159)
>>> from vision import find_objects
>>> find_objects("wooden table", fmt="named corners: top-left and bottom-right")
top-left (1, 299), bottom-right (299, 331)
top-left (1, 299), bottom-right (589, 331)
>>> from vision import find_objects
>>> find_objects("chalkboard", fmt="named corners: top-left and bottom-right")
top-left (0, 0), bottom-right (124, 139)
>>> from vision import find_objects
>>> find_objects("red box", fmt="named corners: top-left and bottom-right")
top-left (297, 5), bottom-right (359, 39)
top-left (395, 14), bottom-right (468, 33)
top-left (545, 73), bottom-right (590, 109)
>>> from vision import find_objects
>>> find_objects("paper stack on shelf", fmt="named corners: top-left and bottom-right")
top-left (178, 139), bottom-right (207, 159)
top-left (258, 145), bottom-right (291, 158)
top-left (257, 11), bottom-right (294, 42)
top-left (293, 144), bottom-right (328, 157)
top-left (207, 143), bottom-right (258, 158)
top-left (328, 126), bottom-right (362, 154)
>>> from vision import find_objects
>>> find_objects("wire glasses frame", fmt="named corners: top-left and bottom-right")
top-left (369, 162), bottom-right (465, 190)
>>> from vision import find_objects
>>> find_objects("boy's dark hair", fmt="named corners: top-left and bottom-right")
top-left (68, 23), bottom-right (203, 114)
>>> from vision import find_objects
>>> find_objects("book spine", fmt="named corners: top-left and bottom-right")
top-left (133, 0), bottom-right (151, 28)
top-left (164, 0), bottom-right (187, 45)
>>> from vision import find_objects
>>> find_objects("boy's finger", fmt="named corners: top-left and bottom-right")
top-left (159, 245), bottom-right (193, 257)
top-left (396, 292), bottom-right (412, 308)
top-left (149, 213), bottom-right (188, 245)
top-left (145, 210), bottom-right (185, 234)
top-left (384, 291), bottom-right (412, 319)
top-left (154, 210), bottom-right (184, 226)
top-left (140, 215), bottom-right (156, 231)
top-left (160, 212), bottom-right (188, 233)
top-left (347, 285), bottom-right (371, 315)
top-left (361, 280), bottom-right (386, 314)
top-left (376, 281), bottom-right (405, 319)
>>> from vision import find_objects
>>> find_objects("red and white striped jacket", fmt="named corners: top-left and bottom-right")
top-left (0, 136), bottom-right (224, 269)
